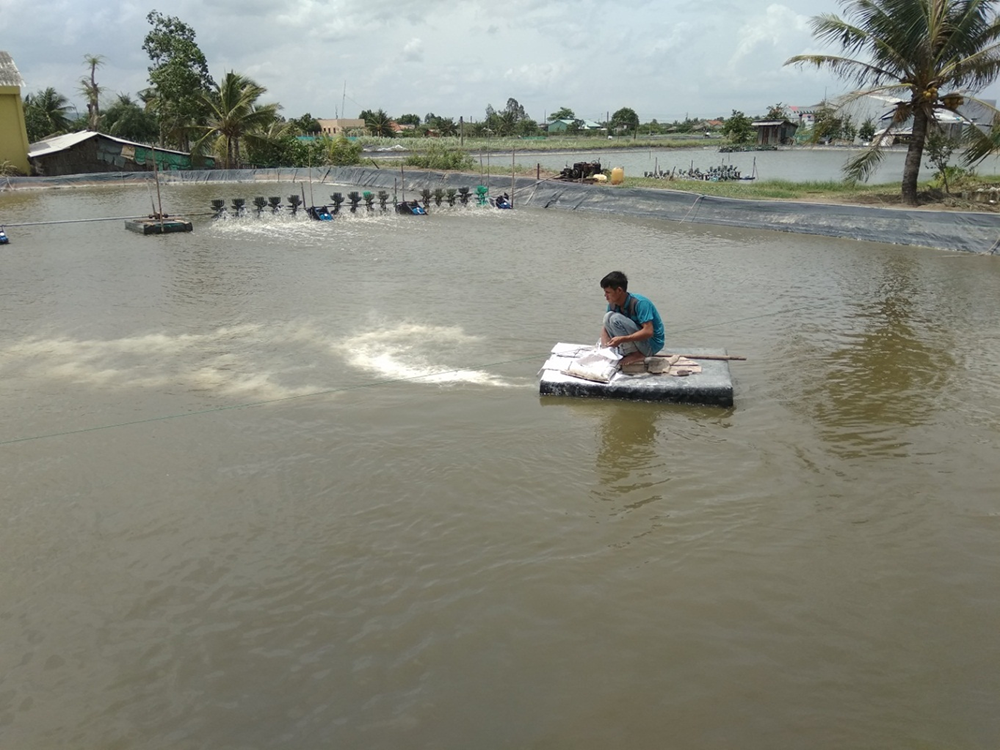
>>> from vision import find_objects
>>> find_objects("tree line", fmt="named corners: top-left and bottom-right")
top-left (19, 1), bottom-right (1000, 205)
top-left (22, 12), bottom-right (362, 169)
top-left (719, 103), bottom-right (878, 146)
top-left (19, 11), bottom-right (691, 170)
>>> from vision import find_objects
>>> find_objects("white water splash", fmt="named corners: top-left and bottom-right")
top-left (1, 322), bottom-right (336, 402)
top-left (2, 320), bottom-right (518, 401)
top-left (337, 323), bottom-right (515, 387)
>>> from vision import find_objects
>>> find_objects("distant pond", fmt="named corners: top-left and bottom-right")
top-left (467, 145), bottom-right (1000, 185)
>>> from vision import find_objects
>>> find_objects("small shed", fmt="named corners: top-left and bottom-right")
top-left (28, 132), bottom-right (212, 176)
top-left (752, 119), bottom-right (798, 146)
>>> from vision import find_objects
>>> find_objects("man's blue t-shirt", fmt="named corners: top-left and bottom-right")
top-left (607, 292), bottom-right (665, 353)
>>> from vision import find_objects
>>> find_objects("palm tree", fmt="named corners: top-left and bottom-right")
top-left (79, 54), bottom-right (105, 131)
top-left (364, 108), bottom-right (395, 137)
top-left (786, 0), bottom-right (1000, 205)
top-left (103, 93), bottom-right (159, 143)
top-left (434, 116), bottom-right (458, 137)
top-left (196, 71), bottom-right (281, 169)
top-left (23, 87), bottom-right (73, 141)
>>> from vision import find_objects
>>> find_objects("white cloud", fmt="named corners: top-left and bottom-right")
top-left (731, 4), bottom-right (812, 65)
top-left (5, 0), bottom-right (1000, 123)
top-left (401, 38), bottom-right (424, 63)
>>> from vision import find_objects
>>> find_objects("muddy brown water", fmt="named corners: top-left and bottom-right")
top-left (2, 183), bottom-right (999, 749)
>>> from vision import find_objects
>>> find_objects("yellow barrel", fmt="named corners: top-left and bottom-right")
top-left (610, 167), bottom-right (625, 185)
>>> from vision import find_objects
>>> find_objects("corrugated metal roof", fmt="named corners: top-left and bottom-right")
top-left (549, 118), bottom-right (604, 129)
top-left (28, 131), bottom-right (99, 157)
top-left (27, 131), bottom-right (196, 159)
top-left (0, 51), bottom-right (26, 87)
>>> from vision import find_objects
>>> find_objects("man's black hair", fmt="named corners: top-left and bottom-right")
top-left (600, 271), bottom-right (628, 290)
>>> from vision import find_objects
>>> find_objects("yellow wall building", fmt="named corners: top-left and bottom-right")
top-left (0, 51), bottom-right (31, 174)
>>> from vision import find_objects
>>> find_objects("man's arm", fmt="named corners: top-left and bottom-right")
top-left (607, 320), bottom-right (653, 348)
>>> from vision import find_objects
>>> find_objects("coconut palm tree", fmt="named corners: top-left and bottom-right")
top-left (786, 0), bottom-right (1000, 205)
top-left (364, 108), bottom-right (395, 137)
top-left (23, 87), bottom-right (73, 141)
top-left (196, 71), bottom-right (281, 169)
top-left (433, 116), bottom-right (458, 137)
top-left (79, 54), bottom-right (105, 131)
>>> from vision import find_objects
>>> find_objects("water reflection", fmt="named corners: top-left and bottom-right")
top-left (805, 255), bottom-right (953, 459)
top-left (540, 398), bottom-right (668, 507)
top-left (593, 401), bottom-right (663, 491)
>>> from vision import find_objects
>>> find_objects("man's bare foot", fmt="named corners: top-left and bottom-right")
top-left (619, 351), bottom-right (646, 367)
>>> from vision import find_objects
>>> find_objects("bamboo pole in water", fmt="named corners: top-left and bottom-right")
top-left (150, 151), bottom-right (164, 232)
top-left (511, 149), bottom-right (516, 208)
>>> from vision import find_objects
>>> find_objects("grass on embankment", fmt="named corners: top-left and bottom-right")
top-left (619, 174), bottom-right (1000, 209)
top-left (621, 176), bottom-right (901, 201)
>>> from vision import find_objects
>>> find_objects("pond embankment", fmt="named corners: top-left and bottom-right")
top-left (6, 166), bottom-right (1000, 254)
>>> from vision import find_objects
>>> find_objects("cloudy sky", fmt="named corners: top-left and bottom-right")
top-left (5, 0), bottom-right (1000, 124)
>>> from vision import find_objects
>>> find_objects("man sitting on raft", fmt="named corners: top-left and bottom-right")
top-left (599, 271), bottom-right (665, 367)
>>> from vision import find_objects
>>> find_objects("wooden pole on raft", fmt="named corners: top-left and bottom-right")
top-left (145, 172), bottom-right (157, 217)
top-left (670, 353), bottom-right (747, 361)
top-left (149, 151), bottom-right (164, 232)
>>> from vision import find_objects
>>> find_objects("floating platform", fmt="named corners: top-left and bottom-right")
top-left (539, 343), bottom-right (735, 407)
top-left (125, 217), bottom-right (193, 235)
